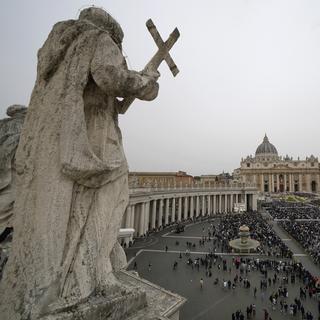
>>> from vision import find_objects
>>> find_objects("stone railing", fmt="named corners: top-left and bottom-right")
top-left (129, 182), bottom-right (257, 195)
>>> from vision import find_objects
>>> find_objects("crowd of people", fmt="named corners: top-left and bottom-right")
top-left (179, 245), bottom-right (319, 319)
top-left (214, 213), bottom-right (292, 258)
top-left (165, 213), bottom-right (319, 319)
top-left (311, 199), bottom-right (320, 207)
top-left (193, 212), bottom-right (320, 318)
top-left (263, 199), bottom-right (320, 267)
top-left (279, 221), bottom-right (320, 265)
top-left (128, 201), bottom-right (320, 319)
top-left (265, 201), bottom-right (320, 220)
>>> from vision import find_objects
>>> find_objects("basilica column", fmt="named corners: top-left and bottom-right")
top-left (219, 194), bottom-right (222, 213)
top-left (299, 174), bottom-right (303, 192)
top-left (151, 200), bottom-right (157, 229)
top-left (158, 199), bottom-right (164, 228)
top-left (190, 196), bottom-right (194, 218)
top-left (201, 195), bottom-right (205, 216)
top-left (171, 198), bottom-right (176, 222)
top-left (207, 195), bottom-right (211, 215)
top-left (133, 205), bottom-right (140, 236)
top-left (127, 205), bottom-right (135, 244)
top-left (284, 174), bottom-right (287, 192)
top-left (230, 194), bottom-right (234, 213)
top-left (271, 174), bottom-right (274, 193)
top-left (196, 196), bottom-right (200, 216)
top-left (244, 193), bottom-right (247, 212)
top-left (224, 194), bottom-right (228, 213)
top-left (144, 201), bottom-right (150, 234)
top-left (183, 197), bottom-right (188, 219)
top-left (138, 203), bottom-right (145, 236)
top-left (269, 174), bottom-right (272, 193)
top-left (260, 174), bottom-right (264, 192)
top-left (288, 174), bottom-right (292, 192)
top-left (178, 197), bottom-right (182, 221)
top-left (306, 174), bottom-right (311, 192)
top-left (276, 174), bottom-right (280, 192)
top-left (165, 198), bottom-right (170, 225)
top-left (130, 205), bottom-right (135, 230)
top-left (213, 195), bottom-right (216, 214)
top-left (125, 205), bottom-right (131, 228)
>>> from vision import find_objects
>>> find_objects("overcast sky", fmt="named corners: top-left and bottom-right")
top-left (1, 0), bottom-right (320, 175)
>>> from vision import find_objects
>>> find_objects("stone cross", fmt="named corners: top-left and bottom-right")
top-left (119, 19), bottom-right (180, 113)
top-left (146, 19), bottom-right (179, 77)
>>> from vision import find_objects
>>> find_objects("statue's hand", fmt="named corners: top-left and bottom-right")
top-left (140, 82), bottom-right (159, 101)
top-left (142, 70), bottom-right (160, 81)
top-left (137, 70), bottom-right (160, 101)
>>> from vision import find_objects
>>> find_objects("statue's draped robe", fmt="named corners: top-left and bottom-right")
top-left (0, 19), bottom-right (154, 319)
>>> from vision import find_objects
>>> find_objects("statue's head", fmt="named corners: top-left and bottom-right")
top-left (37, 7), bottom-right (125, 82)
top-left (79, 7), bottom-right (124, 47)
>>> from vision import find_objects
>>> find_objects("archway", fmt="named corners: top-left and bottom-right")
top-left (311, 181), bottom-right (317, 193)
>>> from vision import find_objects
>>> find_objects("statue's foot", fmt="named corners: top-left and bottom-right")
top-left (96, 272), bottom-right (132, 298)
top-left (110, 241), bottom-right (127, 272)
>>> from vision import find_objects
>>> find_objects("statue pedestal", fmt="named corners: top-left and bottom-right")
top-left (41, 271), bottom-right (185, 320)
top-left (117, 270), bottom-right (186, 319)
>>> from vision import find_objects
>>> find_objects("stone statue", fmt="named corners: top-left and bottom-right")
top-left (0, 105), bottom-right (27, 230)
top-left (0, 8), bottom-right (161, 319)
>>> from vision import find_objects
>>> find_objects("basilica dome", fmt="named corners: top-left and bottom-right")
top-left (255, 134), bottom-right (278, 156)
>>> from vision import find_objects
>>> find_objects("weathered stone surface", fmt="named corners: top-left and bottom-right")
top-left (118, 271), bottom-right (186, 320)
top-left (40, 285), bottom-right (147, 320)
top-left (37, 270), bottom-right (186, 320)
top-left (0, 7), bottom-right (159, 320)
top-left (0, 105), bottom-right (27, 229)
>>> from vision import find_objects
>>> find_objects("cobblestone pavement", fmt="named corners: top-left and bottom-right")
top-left (125, 218), bottom-right (320, 320)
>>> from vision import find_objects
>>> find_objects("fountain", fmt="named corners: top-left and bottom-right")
top-left (229, 225), bottom-right (260, 253)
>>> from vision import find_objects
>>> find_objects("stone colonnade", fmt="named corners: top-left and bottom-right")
top-left (121, 188), bottom-right (258, 244)
top-left (256, 173), bottom-right (319, 193)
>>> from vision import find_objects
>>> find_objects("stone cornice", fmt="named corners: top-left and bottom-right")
top-left (129, 186), bottom-right (258, 204)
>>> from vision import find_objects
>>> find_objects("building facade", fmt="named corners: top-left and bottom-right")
top-left (235, 135), bottom-right (320, 194)
top-left (194, 172), bottom-right (233, 186)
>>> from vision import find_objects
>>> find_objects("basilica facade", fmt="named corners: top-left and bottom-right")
top-left (234, 135), bottom-right (320, 194)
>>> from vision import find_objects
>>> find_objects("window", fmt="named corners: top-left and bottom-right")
top-left (246, 163), bottom-right (250, 168)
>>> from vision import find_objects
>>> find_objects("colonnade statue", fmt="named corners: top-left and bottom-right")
top-left (0, 7), bottom-right (180, 320)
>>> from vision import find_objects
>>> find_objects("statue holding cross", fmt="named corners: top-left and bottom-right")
top-left (119, 18), bottom-right (180, 114)
top-left (0, 7), bottom-right (179, 320)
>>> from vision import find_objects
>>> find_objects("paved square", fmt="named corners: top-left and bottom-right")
top-left (126, 219), bottom-right (319, 320)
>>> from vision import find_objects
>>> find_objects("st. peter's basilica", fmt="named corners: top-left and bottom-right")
top-left (234, 134), bottom-right (320, 194)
